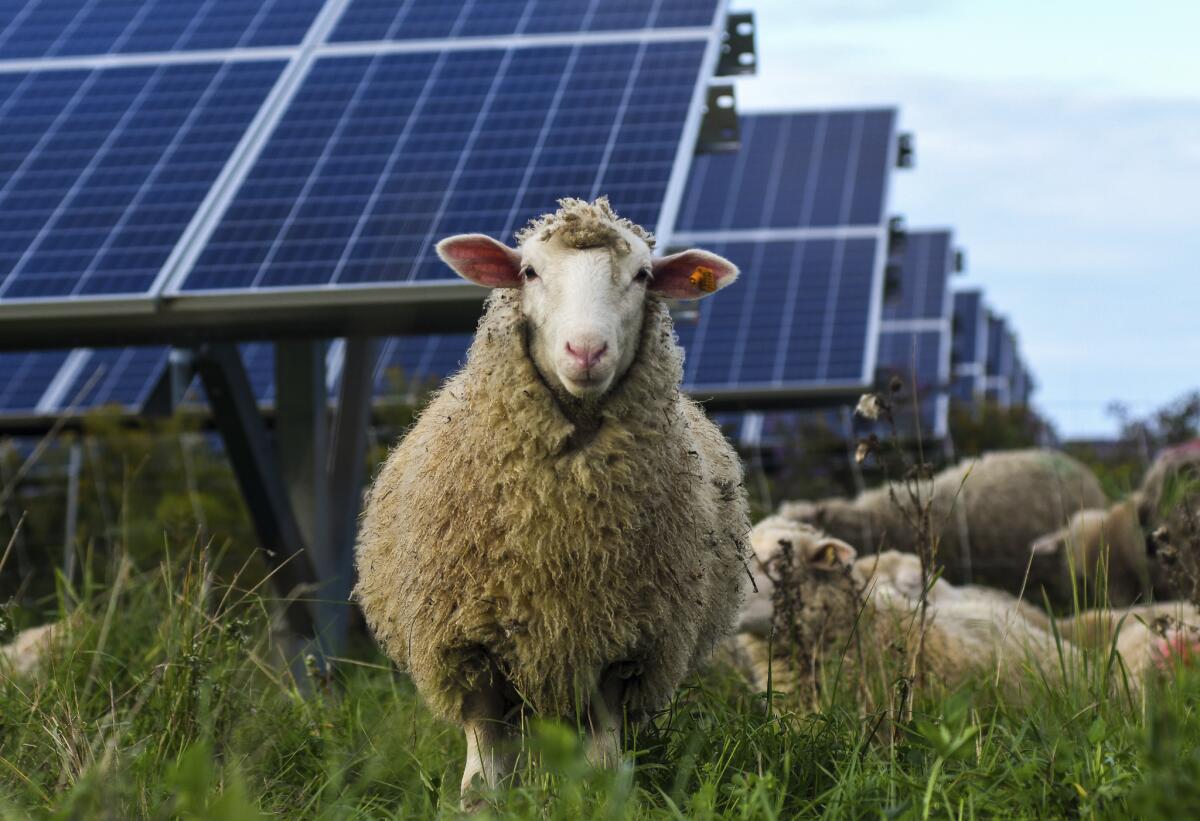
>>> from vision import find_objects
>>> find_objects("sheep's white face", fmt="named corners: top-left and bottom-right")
top-left (436, 227), bottom-right (738, 401)
top-left (737, 517), bottom-right (858, 636)
top-left (517, 234), bottom-right (652, 399)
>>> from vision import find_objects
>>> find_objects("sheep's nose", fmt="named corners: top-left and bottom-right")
top-left (565, 340), bottom-right (608, 370)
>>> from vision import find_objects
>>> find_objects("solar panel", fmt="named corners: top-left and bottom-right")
top-left (950, 288), bottom-right (987, 406)
top-left (0, 60), bottom-right (284, 301)
top-left (675, 109), bottom-right (895, 233)
top-left (984, 313), bottom-right (1015, 407)
top-left (0, 0), bottom-right (727, 426)
top-left (670, 109), bottom-right (898, 402)
top-left (60, 347), bottom-right (171, 409)
top-left (0, 0), bottom-right (325, 61)
top-left (176, 39), bottom-right (711, 293)
top-left (873, 230), bottom-right (955, 437)
top-left (675, 237), bottom-right (881, 392)
top-left (0, 350), bottom-right (69, 412)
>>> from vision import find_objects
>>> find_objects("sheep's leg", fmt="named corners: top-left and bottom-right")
top-left (585, 662), bottom-right (637, 768)
top-left (460, 687), bottom-right (513, 810)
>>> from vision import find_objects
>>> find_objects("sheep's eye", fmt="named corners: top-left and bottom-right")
top-left (522, 267), bottom-right (538, 281)
top-left (634, 267), bottom-right (651, 283)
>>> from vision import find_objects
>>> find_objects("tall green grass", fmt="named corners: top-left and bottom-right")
top-left (2, 539), bottom-right (1199, 819)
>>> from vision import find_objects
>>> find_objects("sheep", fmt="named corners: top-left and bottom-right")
top-left (778, 449), bottom-right (1109, 606)
top-left (733, 520), bottom-right (1200, 707)
top-left (354, 197), bottom-right (750, 803)
top-left (733, 516), bottom-right (1068, 706)
top-left (1138, 441), bottom-right (1200, 597)
top-left (0, 622), bottom-right (61, 677)
top-left (1027, 495), bottom-right (1151, 607)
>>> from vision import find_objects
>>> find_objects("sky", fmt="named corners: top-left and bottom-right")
top-left (736, 0), bottom-right (1200, 438)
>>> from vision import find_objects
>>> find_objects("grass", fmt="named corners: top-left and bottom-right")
top-left (2, 542), bottom-right (1200, 819)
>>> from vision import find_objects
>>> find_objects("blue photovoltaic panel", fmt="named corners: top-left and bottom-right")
top-left (0, 0), bottom-right (324, 61)
top-left (952, 289), bottom-right (985, 367)
top-left (0, 59), bottom-right (284, 300)
top-left (874, 328), bottom-right (945, 435)
top-left (674, 238), bottom-right (879, 390)
top-left (329, 0), bottom-right (720, 43)
top-left (61, 347), bottom-right (170, 410)
top-left (951, 288), bottom-right (986, 406)
top-left (986, 315), bottom-right (1013, 380)
top-left (675, 109), bottom-right (896, 232)
top-left (374, 334), bottom-right (474, 396)
top-left (181, 40), bottom-right (707, 292)
top-left (0, 350), bottom-right (69, 411)
top-left (881, 230), bottom-right (951, 322)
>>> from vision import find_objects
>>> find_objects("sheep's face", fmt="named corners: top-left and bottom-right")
top-left (737, 516), bottom-right (858, 637)
top-left (436, 228), bottom-right (737, 401)
top-left (1029, 508), bottom-right (1107, 563)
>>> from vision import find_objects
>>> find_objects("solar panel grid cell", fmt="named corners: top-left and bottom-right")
top-left (0, 59), bottom-right (283, 301)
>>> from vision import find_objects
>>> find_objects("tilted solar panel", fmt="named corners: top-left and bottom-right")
top-left (675, 109), bottom-right (895, 233)
top-left (329, 0), bottom-right (721, 43)
top-left (0, 0), bottom-right (325, 61)
top-left (873, 229), bottom-right (955, 437)
top-left (873, 328), bottom-right (947, 437)
top-left (881, 230), bottom-right (951, 322)
top-left (675, 237), bottom-right (880, 392)
top-left (0, 60), bottom-right (283, 301)
top-left (60, 347), bottom-right (171, 409)
top-left (177, 39), bottom-right (710, 293)
top-left (951, 288), bottom-right (987, 406)
top-left (0, 351), bottom-right (69, 412)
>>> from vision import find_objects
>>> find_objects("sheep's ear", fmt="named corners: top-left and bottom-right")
top-left (1030, 531), bottom-right (1065, 557)
top-left (810, 538), bottom-right (856, 571)
top-left (436, 234), bottom-right (523, 288)
top-left (649, 249), bottom-right (738, 300)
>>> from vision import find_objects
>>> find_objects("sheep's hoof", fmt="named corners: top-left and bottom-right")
top-left (459, 773), bottom-right (492, 814)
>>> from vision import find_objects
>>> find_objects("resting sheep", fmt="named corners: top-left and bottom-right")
top-left (1028, 496), bottom-right (1151, 607)
top-left (733, 520), bottom-right (1200, 707)
top-left (779, 449), bottom-right (1108, 605)
top-left (1030, 440), bottom-right (1200, 605)
top-left (732, 516), bottom-right (1068, 706)
top-left (354, 198), bottom-right (750, 802)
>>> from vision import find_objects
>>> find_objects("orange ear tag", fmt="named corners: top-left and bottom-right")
top-left (689, 266), bottom-right (717, 292)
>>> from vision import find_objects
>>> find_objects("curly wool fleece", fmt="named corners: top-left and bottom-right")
top-left (355, 289), bottom-right (750, 721)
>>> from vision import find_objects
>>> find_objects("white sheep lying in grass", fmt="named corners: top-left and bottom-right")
top-left (732, 516), bottom-right (1068, 704)
top-left (355, 198), bottom-right (750, 803)
top-left (0, 622), bottom-right (61, 677)
top-left (1028, 495), bottom-right (1151, 607)
top-left (731, 517), bottom-right (1200, 706)
top-left (779, 449), bottom-right (1109, 606)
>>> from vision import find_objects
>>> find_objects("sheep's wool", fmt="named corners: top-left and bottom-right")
top-left (355, 289), bottom-right (749, 721)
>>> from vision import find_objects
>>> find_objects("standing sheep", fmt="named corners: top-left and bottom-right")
top-left (778, 449), bottom-right (1108, 604)
top-left (355, 198), bottom-right (750, 802)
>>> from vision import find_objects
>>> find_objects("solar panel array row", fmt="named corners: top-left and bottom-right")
top-left (0, 0), bottom-right (726, 418)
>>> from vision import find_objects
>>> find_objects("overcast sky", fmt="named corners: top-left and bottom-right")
top-left (736, 0), bottom-right (1200, 438)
